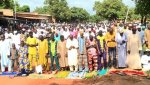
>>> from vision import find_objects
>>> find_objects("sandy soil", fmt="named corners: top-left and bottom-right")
top-left (0, 77), bottom-right (83, 85)
top-left (1, 74), bottom-right (150, 85)
top-left (81, 74), bottom-right (150, 85)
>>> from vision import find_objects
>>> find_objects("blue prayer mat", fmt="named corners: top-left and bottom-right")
top-left (98, 68), bottom-right (108, 76)
top-left (0, 72), bottom-right (18, 76)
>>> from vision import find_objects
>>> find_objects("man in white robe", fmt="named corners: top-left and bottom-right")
top-left (0, 35), bottom-right (12, 72)
top-left (66, 34), bottom-right (79, 72)
top-left (115, 30), bottom-right (127, 68)
top-left (63, 29), bottom-right (70, 40)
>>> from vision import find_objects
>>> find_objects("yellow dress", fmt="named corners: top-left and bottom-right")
top-left (38, 39), bottom-right (48, 66)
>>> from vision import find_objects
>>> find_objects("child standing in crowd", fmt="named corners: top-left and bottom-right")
top-left (141, 50), bottom-right (150, 71)
top-left (10, 44), bottom-right (18, 72)
top-left (49, 34), bottom-right (60, 72)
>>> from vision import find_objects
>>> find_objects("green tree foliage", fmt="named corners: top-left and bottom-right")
top-left (70, 7), bottom-right (89, 22)
top-left (0, 0), bottom-right (30, 12)
top-left (93, 0), bottom-right (127, 20)
top-left (44, 0), bottom-right (71, 22)
top-left (128, 8), bottom-right (141, 21)
top-left (134, 0), bottom-right (150, 24)
top-left (34, 6), bottom-right (49, 14)
top-left (135, 0), bottom-right (150, 16)
top-left (0, 0), bottom-right (14, 9)
top-left (88, 15), bottom-right (102, 23)
top-left (34, 0), bottom-right (90, 22)
top-left (19, 5), bottom-right (30, 12)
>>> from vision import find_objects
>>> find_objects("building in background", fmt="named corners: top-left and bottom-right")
top-left (0, 9), bottom-right (52, 30)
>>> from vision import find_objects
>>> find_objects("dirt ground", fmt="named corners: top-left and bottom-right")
top-left (0, 76), bottom-right (83, 85)
top-left (80, 74), bottom-right (150, 85)
top-left (0, 74), bottom-right (150, 85)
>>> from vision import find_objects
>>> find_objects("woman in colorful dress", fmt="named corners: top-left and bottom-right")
top-left (18, 41), bottom-right (29, 74)
top-left (86, 35), bottom-right (98, 71)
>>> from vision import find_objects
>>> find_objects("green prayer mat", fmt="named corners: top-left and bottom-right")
top-left (54, 71), bottom-right (70, 78)
top-left (85, 71), bottom-right (98, 79)
top-left (28, 74), bottom-right (54, 79)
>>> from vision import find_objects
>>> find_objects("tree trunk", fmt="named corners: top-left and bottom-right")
top-left (141, 15), bottom-right (144, 24)
top-left (144, 16), bottom-right (147, 26)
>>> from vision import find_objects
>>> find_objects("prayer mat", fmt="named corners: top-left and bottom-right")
top-left (67, 71), bottom-right (86, 79)
top-left (28, 74), bottom-right (54, 79)
top-left (98, 68), bottom-right (109, 76)
top-left (122, 70), bottom-right (145, 76)
top-left (109, 70), bottom-right (145, 76)
top-left (54, 71), bottom-right (70, 78)
top-left (109, 70), bottom-right (121, 74)
top-left (85, 71), bottom-right (97, 79)
top-left (0, 72), bottom-right (18, 76)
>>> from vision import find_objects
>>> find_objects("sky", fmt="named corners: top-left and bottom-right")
top-left (18, 0), bottom-right (135, 15)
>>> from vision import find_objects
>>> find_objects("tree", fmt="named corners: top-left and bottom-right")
top-left (70, 7), bottom-right (89, 22)
top-left (0, 0), bottom-right (14, 9)
top-left (34, 0), bottom-right (90, 22)
top-left (0, 0), bottom-right (27, 12)
top-left (88, 15), bottom-right (103, 23)
top-left (34, 6), bottom-right (49, 14)
top-left (128, 8), bottom-right (141, 21)
top-left (134, 0), bottom-right (150, 25)
top-left (44, 0), bottom-right (71, 22)
top-left (19, 5), bottom-right (30, 12)
top-left (93, 0), bottom-right (127, 21)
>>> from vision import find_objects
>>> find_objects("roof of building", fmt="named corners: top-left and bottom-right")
top-left (0, 9), bottom-right (13, 16)
top-left (0, 9), bottom-right (51, 20)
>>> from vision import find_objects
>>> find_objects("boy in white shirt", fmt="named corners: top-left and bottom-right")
top-left (141, 50), bottom-right (150, 71)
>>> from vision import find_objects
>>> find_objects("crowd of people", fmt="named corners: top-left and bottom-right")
top-left (0, 22), bottom-right (150, 75)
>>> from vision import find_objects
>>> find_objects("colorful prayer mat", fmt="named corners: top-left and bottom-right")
top-left (98, 69), bottom-right (109, 76)
top-left (85, 71), bottom-right (98, 79)
top-left (0, 72), bottom-right (18, 76)
top-left (109, 70), bottom-right (145, 76)
top-left (28, 74), bottom-right (54, 79)
top-left (67, 71), bottom-right (86, 79)
top-left (54, 71), bottom-right (70, 78)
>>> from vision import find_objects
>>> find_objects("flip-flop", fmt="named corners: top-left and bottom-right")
top-left (146, 76), bottom-right (150, 79)
top-left (9, 75), bottom-right (15, 79)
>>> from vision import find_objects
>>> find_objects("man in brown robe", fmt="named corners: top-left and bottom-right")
top-left (145, 24), bottom-right (150, 50)
top-left (57, 35), bottom-right (68, 70)
top-left (127, 26), bottom-right (142, 69)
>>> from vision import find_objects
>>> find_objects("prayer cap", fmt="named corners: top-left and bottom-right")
top-left (119, 29), bottom-right (124, 33)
